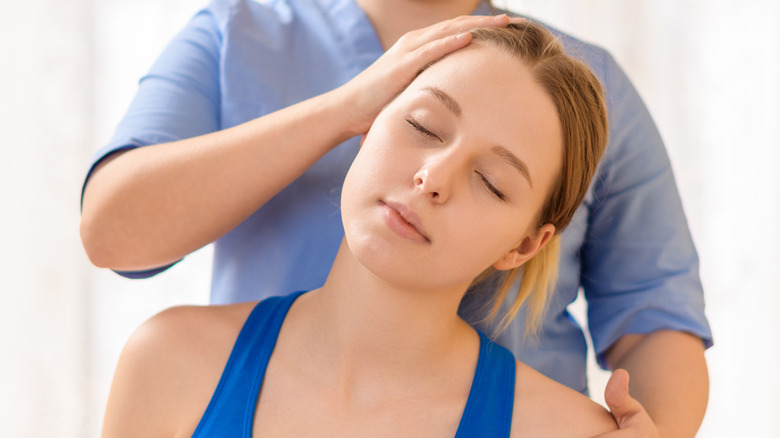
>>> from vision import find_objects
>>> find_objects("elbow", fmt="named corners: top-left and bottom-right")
top-left (81, 169), bottom-right (120, 269)
top-left (80, 212), bottom-right (117, 269)
top-left (80, 202), bottom-right (132, 270)
top-left (80, 207), bottom-right (177, 273)
top-left (80, 149), bottom-right (139, 269)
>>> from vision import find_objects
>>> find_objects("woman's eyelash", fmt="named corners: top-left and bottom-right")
top-left (405, 117), bottom-right (504, 201)
top-left (406, 118), bottom-right (441, 141)
top-left (476, 171), bottom-right (506, 201)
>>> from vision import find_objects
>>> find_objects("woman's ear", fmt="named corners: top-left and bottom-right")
top-left (493, 223), bottom-right (556, 271)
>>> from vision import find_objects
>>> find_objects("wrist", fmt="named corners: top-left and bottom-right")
top-left (321, 85), bottom-right (374, 139)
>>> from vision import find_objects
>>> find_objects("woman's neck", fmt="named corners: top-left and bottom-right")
top-left (286, 239), bottom-right (478, 394)
top-left (355, 0), bottom-right (484, 49)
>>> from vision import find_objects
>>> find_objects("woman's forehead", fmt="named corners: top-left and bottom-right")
top-left (404, 45), bottom-right (528, 105)
top-left (402, 47), bottom-right (554, 133)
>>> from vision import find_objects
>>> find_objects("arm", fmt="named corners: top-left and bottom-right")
top-left (80, 14), bottom-right (512, 271)
top-left (571, 45), bottom-right (712, 437)
top-left (603, 331), bottom-right (708, 438)
top-left (82, 88), bottom-right (362, 271)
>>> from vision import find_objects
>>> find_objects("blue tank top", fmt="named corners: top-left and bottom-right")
top-left (192, 291), bottom-right (516, 437)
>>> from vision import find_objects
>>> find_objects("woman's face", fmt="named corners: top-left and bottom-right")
top-left (341, 44), bottom-right (563, 292)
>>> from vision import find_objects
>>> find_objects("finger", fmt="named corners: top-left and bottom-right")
top-left (413, 14), bottom-right (510, 46)
top-left (604, 368), bottom-right (631, 412)
top-left (402, 14), bottom-right (516, 66)
top-left (589, 408), bottom-right (659, 438)
top-left (407, 31), bottom-right (472, 67)
top-left (604, 369), bottom-right (647, 426)
top-left (591, 370), bottom-right (660, 438)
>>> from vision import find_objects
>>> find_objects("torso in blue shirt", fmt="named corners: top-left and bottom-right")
top-left (85, 0), bottom-right (711, 393)
top-left (191, 291), bottom-right (516, 437)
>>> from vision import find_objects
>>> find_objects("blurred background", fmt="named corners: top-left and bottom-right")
top-left (1, 0), bottom-right (778, 436)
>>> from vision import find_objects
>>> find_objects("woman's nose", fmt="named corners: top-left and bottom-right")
top-left (413, 155), bottom-right (455, 203)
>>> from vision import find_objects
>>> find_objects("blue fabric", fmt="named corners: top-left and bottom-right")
top-left (83, 0), bottom-right (712, 392)
top-left (456, 331), bottom-right (516, 437)
top-left (191, 291), bottom-right (516, 437)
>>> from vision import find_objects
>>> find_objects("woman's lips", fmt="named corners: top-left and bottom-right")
top-left (379, 201), bottom-right (431, 243)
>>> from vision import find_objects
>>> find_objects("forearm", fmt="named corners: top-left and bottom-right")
top-left (81, 89), bottom-right (356, 271)
top-left (605, 330), bottom-right (709, 438)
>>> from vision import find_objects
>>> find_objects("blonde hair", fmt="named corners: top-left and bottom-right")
top-left (466, 22), bottom-right (608, 337)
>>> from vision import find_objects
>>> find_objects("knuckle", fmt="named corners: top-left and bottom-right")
top-left (413, 42), bottom-right (438, 59)
top-left (394, 33), bottom-right (416, 50)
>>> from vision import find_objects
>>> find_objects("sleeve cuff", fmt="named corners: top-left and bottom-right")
top-left (113, 261), bottom-right (179, 279)
top-left (591, 302), bottom-right (714, 369)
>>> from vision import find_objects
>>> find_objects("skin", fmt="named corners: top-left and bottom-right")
top-left (83, 0), bottom-right (709, 434)
top-left (101, 45), bottom-right (618, 437)
top-left (598, 332), bottom-right (709, 438)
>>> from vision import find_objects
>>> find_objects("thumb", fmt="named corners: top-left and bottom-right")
top-left (604, 369), bottom-right (642, 423)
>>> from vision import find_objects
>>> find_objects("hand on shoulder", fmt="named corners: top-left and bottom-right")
top-left (511, 361), bottom-right (617, 437)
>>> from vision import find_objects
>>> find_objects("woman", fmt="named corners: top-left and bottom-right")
top-left (102, 23), bottom-right (613, 437)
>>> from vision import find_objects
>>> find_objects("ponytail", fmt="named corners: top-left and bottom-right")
top-left (470, 234), bottom-right (561, 339)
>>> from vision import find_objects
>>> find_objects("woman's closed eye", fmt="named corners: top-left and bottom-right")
top-left (476, 171), bottom-right (506, 201)
top-left (407, 118), bottom-right (442, 142)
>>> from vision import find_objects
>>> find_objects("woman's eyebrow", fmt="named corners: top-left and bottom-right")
top-left (422, 86), bottom-right (462, 117)
top-left (419, 87), bottom-right (532, 187)
top-left (493, 145), bottom-right (533, 188)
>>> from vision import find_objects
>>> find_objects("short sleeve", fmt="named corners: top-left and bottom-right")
top-left (81, 1), bottom-right (229, 278)
top-left (581, 51), bottom-right (713, 368)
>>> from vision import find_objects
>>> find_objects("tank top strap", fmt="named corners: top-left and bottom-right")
top-left (454, 330), bottom-right (516, 437)
top-left (192, 291), bottom-right (305, 438)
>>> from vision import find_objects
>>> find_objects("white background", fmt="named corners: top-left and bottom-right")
top-left (1, 0), bottom-right (778, 436)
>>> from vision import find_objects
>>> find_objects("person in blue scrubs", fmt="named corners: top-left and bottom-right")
top-left (81, 1), bottom-right (711, 436)
top-left (102, 23), bottom-right (618, 436)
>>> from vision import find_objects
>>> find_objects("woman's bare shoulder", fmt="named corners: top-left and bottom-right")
top-left (130, 301), bottom-right (258, 358)
top-left (510, 360), bottom-right (617, 437)
top-left (102, 301), bottom-right (257, 437)
top-left (118, 302), bottom-right (259, 380)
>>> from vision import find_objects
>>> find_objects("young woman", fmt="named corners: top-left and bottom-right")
top-left (102, 23), bottom-right (613, 437)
